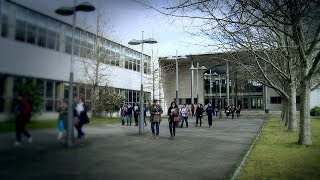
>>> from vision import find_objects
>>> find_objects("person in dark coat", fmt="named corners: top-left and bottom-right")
top-left (195, 104), bottom-right (204, 127)
top-left (14, 95), bottom-right (32, 147)
top-left (236, 105), bottom-right (241, 118)
top-left (133, 103), bottom-right (140, 126)
top-left (168, 101), bottom-right (180, 140)
top-left (225, 105), bottom-right (231, 118)
top-left (206, 103), bottom-right (214, 128)
top-left (74, 97), bottom-right (89, 139)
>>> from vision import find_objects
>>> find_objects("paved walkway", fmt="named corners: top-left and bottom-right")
top-left (0, 116), bottom-right (265, 180)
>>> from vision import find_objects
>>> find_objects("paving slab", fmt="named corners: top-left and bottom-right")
top-left (0, 116), bottom-right (265, 180)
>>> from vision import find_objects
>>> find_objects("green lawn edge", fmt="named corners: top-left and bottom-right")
top-left (237, 118), bottom-right (320, 179)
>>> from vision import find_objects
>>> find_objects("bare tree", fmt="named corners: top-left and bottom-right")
top-left (78, 12), bottom-right (125, 117)
top-left (136, 0), bottom-right (320, 145)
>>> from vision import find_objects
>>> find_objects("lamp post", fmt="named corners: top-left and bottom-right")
top-left (128, 31), bottom-right (157, 135)
top-left (212, 72), bottom-right (222, 118)
top-left (166, 51), bottom-right (187, 105)
top-left (55, 0), bottom-right (95, 147)
top-left (190, 62), bottom-right (206, 104)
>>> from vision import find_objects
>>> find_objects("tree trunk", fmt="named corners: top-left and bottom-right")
top-left (282, 98), bottom-right (288, 123)
top-left (91, 86), bottom-right (99, 118)
top-left (288, 82), bottom-right (298, 131)
top-left (298, 80), bottom-right (312, 145)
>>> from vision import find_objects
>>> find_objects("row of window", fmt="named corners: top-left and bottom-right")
top-left (0, 75), bottom-right (151, 113)
top-left (204, 79), bottom-right (263, 95)
top-left (0, 0), bottom-right (152, 74)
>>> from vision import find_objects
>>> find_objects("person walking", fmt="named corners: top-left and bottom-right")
top-left (57, 99), bottom-right (68, 140)
top-left (195, 104), bottom-right (204, 127)
top-left (14, 95), bottom-right (32, 147)
top-left (231, 105), bottom-right (236, 119)
top-left (143, 103), bottom-right (147, 126)
top-left (74, 97), bottom-right (89, 139)
top-left (119, 104), bottom-right (127, 126)
top-left (126, 104), bottom-right (133, 126)
top-left (206, 102), bottom-right (214, 128)
top-left (236, 105), bottom-right (241, 118)
top-left (225, 105), bottom-right (231, 118)
top-left (149, 99), bottom-right (163, 139)
top-left (180, 104), bottom-right (190, 128)
top-left (133, 103), bottom-right (140, 126)
top-left (168, 101), bottom-right (180, 140)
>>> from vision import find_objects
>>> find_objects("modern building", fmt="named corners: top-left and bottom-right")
top-left (0, 0), bottom-right (153, 120)
top-left (159, 53), bottom-right (320, 112)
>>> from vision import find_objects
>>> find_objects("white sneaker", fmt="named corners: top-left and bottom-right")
top-left (27, 137), bottom-right (33, 143)
top-left (14, 141), bottom-right (21, 147)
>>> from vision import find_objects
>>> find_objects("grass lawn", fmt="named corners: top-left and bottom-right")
top-left (238, 118), bottom-right (320, 179)
top-left (0, 117), bottom-right (121, 133)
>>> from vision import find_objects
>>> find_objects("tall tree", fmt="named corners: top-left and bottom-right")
top-left (136, 0), bottom-right (320, 145)
top-left (78, 12), bottom-right (124, 117)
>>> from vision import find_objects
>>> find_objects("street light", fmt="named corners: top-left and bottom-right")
top-left (190, 62), bottom-right (206, 104)
top-left (166, 51), bottom-right (187, 105)
top-left (128, 31), bottom-right (157, 135)
top-left (55, 0), bottom-right (95, 147)
top-left (212, 72), bottom-right (222, 118)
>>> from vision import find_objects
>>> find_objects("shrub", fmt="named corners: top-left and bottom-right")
top-left (310, 106), bottom-right (320, 116)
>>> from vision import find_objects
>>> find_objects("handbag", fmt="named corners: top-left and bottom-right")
top-left (173, 115), bottom-right (181, 122)
top-left (153, 114), bottom-right (161, 122)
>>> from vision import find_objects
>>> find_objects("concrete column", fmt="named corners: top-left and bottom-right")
top-left (3, 76), bottom-right (14, 113)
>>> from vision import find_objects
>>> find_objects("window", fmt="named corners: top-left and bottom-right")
top-left (46, 80), bottom-right (54, 98)
top-left (15, 19), bottom-right (26, 41)
top-left (37, 27), bottom-right (46, 47)
top-left (46, 30), bottom-right (56, 49)
top-left (296, 96), bottom-right (300, 104)
top-left (132, 59), bottom-right (137, 71)
top-left (26, 24), bottom-right (36, 44)
top-left (125, 60), bottom-right (129, 69)
top-left (1, 15), bottom-right (8, 37)
top-left (270, 97), bottom-right (282, 104)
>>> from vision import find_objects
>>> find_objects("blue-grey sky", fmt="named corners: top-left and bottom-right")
top-left (13, 0), bottom-right (214, 57)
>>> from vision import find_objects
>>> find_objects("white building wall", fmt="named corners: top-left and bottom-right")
top-left (0, 37), bottom-right (151, 91)
top-left (310, 89), bottom-right (320, 108)
top-left (265, 87), bottom-right (283, 111)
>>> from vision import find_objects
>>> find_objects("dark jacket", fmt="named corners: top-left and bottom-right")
top-left (206, 105), bottom-right (214, 117)
top-left (196, 107), bottom-right (204, 118)
top-left (167, 107), bottom-right (179, 121)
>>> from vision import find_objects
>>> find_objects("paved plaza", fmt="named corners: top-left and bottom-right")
top-left (0, 116), bottom-right (265, 180)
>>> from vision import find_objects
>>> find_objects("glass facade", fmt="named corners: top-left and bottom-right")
top-left (203, 66), bottom-right (264, 109)
top-left (0, 0), bottom-right (151, 74)
top-left (0, 0), bottom-right (152, 113)
top-left (0, 74), bottom-right (149, 113)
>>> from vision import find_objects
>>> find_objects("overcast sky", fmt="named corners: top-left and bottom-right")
top-left (12, 0), bottom-right (214, 57)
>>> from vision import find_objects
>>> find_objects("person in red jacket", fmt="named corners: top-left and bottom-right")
top-left (14, 95), bottom-right (32, 147)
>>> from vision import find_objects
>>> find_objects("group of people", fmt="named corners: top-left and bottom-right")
top-left (224, 105), bottom-right (241, 119)
top-left (57, 97), bottom-right (89, 141)
top-left (119, 103), bottom-right (147, 126)
top-left (13, 94), bottom-right (90, 147)
top-left (124, 100), bottom-right (235, 140)
top-left (13, 94), bottom-right (242, 146)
